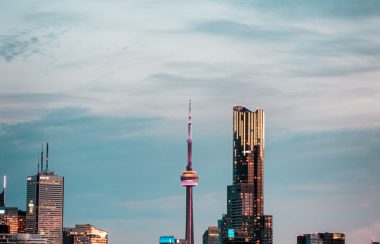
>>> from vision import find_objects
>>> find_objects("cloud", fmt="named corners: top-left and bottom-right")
top-left (349, 220), bottom-right (380, 243)
top-left (0, 1), bottom-right (80, 62)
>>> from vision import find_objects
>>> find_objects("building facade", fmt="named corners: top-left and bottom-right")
top-left (63, 224), bottom-right (108, 244)
top-left (203, 226), bottom-right (218, 244)
top-left (219, 106), bottom-right (272, 244)
top-left (0, 233), bottom-right (46, 244)
top-left (297, 233), bottom-right (345, 244)
top-left (0, 207), bottom-right (19, 234)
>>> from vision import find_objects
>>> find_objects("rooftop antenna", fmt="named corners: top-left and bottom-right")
top-left (37, 152), bottom-right (40, 173)
top-left (45, 143), bottom-right (49, 173)
top-left (40, 144), bottom-right (44, 173)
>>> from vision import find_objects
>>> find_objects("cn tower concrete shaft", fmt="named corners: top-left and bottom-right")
top-left (186, 186), bottom-right (194, 244)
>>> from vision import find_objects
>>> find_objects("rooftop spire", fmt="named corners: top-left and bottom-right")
top-left (40, 144), bottom-right (44, 173)
top-left (45, 143), bottom-right (49, 173)
top-left (187, 99), bottom-right (192, 170)
top-left (37, 152), bottom-right (40, 173)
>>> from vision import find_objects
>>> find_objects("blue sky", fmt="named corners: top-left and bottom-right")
top-left (0, 0), bottom-right (379, 243)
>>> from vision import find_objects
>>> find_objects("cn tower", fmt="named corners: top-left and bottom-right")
top-left (180, 99), bottom-right (199, 244)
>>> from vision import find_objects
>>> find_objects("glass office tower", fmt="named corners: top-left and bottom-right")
top-left (26, 144), bottom-right (64, 244)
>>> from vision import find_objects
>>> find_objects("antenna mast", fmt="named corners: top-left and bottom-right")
top-left (37, 152), bottom-right (40, 173)
top-left (46, 143), bottom-right (49, 173)
top-left (40, 145), bottom-right (44, 173)
top-left (187, 99), bottom-right (192, 170)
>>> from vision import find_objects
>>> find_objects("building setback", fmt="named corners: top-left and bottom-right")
top-left (26, 144), bottom-right (64, 244)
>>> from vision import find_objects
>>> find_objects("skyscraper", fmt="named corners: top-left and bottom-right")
top-left (180, 100), bottom-right (199, 244)
top-left (26, 143), bottom-right (64, 244)
top-left (219, 106), bottom-right (272, 244)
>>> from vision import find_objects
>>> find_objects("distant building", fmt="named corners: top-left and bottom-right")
top-left (203, 226), bottom-right (218, 244)
top-left (0, 207), bottom-right (19, 234)
top-left (0, 176), bottom-right (21, 235)
top-left (372, 242), bottom-right (379, 244)
top-left (18, 211), bottom-right (26, 233)
top-left (159, 236), bottom-right (188, 244)
top-left (63, 224), bottom-right (108, 244)
top-left (160, 236), bottom-right (176, 244)
top-left (0, 233), bottom-right (46, 243)
top-left (297, 233), bottom-right (345, 244)
top-left (26, 144), bottom-right (64, 244)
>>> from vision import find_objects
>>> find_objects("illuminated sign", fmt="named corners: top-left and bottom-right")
top-left (228, 229), bottom-right (234, 238)
top-left (159, 236), bottom-right (175, 243)
top-left (0, 209), bottom-right (5, 214)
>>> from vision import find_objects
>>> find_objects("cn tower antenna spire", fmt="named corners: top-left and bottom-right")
top-left (187, 99), bottom-right (192, 170)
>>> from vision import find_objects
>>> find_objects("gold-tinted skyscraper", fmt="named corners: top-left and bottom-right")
top-left (220, 106), bottom-right (272, 243)
top-left (26, 143), bottom-right (64, 244)
top-left (232, 106), bottom-right (264, 216)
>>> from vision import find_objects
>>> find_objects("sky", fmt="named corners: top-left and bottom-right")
top-left (0, 0), bottom-right (379, 243)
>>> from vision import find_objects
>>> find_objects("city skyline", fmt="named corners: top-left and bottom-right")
top-left (1, 0), bottom-right (380, 243)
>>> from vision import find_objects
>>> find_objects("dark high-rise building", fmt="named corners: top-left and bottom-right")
top-left (26, 143), bottom-right (64, 244)
top-left (297, 233), bottom-right (345, 244)
top-left (180, 100), bottom-right (199, 244)
top-left (18, 210), bottom-right (26, 234)
top-left (219, 106), bottom-right (272, 244)
top-left (203, 226), bottom-right (218, 244)
top-left (63, 224), bottom-right (108, 244)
